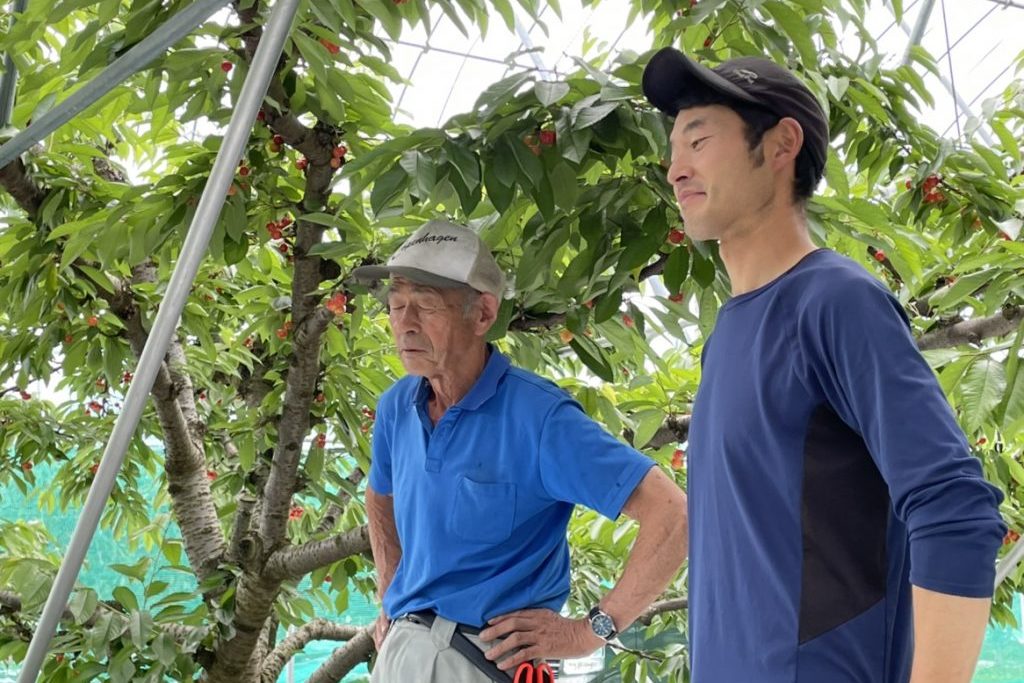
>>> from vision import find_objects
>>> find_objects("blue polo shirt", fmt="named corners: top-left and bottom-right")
top-left (688, 249), bottom-right (1005, 682)
top-left (369, 347), bottom-right (655, 627)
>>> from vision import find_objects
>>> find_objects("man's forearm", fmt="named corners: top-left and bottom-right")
top-left (909, 586), bottom-right (991, 683)
top-left (366, 486), bottom-right (402, 601)
top-left (601, 468), bottom-right (689, 632)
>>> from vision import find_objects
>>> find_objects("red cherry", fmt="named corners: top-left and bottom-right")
top-left (278, 243), bottom-right (289, 254)
top-left (256, 110), bottom-right (266, 122)
top-left (289, 506), bottom-right (305, 521)
top-left (19, 390), bottom-right (31, 400)
top-left (583, 300), bottom-right (594, 309)
top-left (315, 433), bottom-right (327, 448)
top-left (220, 61), bottom-right (233, 73)
top-left (122, 372), bottom-right (133, 384)
top-left (873, 250), bottom-right (886, 263)
top-left (88, 401), bottom-right (103, 413)
top-left (923, 174), bottom-right (940, 191)
top-left (622, 314), bottom-right (634, 328)
top-left (977, 437), bottom-right (988, 445)
top-left (669, 292), bottom-right (685, 303)
top-left (206, 470), bottom-right (218, 481)
top-left (87, 315), bottom-right (99, 327)
top-left (362, 407), bottom-right (376, 420)
top-left (671, 449), bottom-right (684, 470)
top-left (243, 337), bottom-right (254, 349)
top-left (333, 145), bottom-right (348, 158)
top-left (89, 463), bottom-right (99, 475)
top-left (272, 135), bottom-right (284, 146)
top-left (904, 179), bottom-right (913, 190)
top-left (64, 334), bottom-right (74, 344)
top-left (238, 165), bottom-right (250, 177)
top-left (295, 158), bottom-right (308, 171)
top-left (269, 143), bottom-right (281, 153)
top-left (703, 37), bottom-right (713, 48)
top-left (276, 328), bottom-right (288, 340)
top-left (280, 217), bottom-right (292, 227)
top-left (667, 229), bottom-right (686, 245)
top-left (538, 130), bottom-right (556, 146)
top-left (315, 392), bottom-right (325, 403)
top-left (330, 157), bottom-right (342, 169)
top-left (21, 461), bottom-right (32, 472)
top-left (326, 292), bottom-right (348, 315)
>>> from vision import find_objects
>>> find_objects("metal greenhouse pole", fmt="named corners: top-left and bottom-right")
top-left (16, 0), bottom-right (303, 679)
top-left (0, 0), bottom-right (29, 128)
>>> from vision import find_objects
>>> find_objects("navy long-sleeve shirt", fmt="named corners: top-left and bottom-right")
top-left (687, 249), bottom-right (1005, 682)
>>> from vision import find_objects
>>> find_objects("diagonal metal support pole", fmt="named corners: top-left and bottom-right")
top-left (0, 0), bottom-right (231, 169)
top-left (14, 0), bottom-right (302, 680)
top-left (0, 0), bottom-right (29, 128)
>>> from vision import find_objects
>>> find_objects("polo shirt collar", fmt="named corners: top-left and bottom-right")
top-left (410, 344), bottom-right (510, 412)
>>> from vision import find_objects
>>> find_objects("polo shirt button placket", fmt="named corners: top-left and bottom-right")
top-left (425, 417), bottom-right (455, 473)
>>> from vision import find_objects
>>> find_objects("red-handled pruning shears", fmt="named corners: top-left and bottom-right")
top-left (513, 661), bottom-right (555, 683)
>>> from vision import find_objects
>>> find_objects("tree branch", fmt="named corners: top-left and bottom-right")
top-left (0, 157), bottom-right (47, 219)
top-left (635, 597), bottom-right (688, 626)
top-left (315, 470), bottom-right (364, 535)
top-left (305, 627), bottom-right (375, 683)
top-left (98, 262), bottom-right (226, 581)
top-left (917, 304), bottom-right (1022, 350)
top-left (644, 414), bottom-right (691, 449)
top-left (259, 619), bottom-right (363, 683)
top-left (0, 590), bottom-right (207, 643)
top-left (263, 525), bottom-right (370, 581)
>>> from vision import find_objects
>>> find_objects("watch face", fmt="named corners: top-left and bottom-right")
top-left (591, 613), bottom-right (615, 638)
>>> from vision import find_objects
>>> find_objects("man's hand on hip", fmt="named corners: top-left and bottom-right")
top-left (479, 608), bottom-right (604, 671)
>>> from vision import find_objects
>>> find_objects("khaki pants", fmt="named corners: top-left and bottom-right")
top-left (371, 615), bottom-right (505, 683)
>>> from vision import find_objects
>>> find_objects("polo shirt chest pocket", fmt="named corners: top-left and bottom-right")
top-left (450, 477), bottom-right (517, 544)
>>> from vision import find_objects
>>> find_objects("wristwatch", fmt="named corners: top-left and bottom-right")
top-left (588, 606), bottom-right (618, 641)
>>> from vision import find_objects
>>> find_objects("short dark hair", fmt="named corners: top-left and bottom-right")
top-left (674, 90), bottom-right (819, 202)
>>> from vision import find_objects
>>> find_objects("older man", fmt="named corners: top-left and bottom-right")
top-left (353, 219), bottom-right (687, 682)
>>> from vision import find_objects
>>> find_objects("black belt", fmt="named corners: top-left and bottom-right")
top-left (401, 610), bottom-right (512, 683)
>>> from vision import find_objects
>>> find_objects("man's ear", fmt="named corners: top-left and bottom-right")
top-left (476, 293), bottom-right (500, 336)
top-left (768, 117), bottom-right (804, 170)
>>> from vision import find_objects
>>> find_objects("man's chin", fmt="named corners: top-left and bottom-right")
top-left (399, 357), bottom-right (433, 376)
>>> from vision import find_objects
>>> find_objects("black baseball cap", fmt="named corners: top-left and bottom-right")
top-left (642, 47), bottom-right (829, 184)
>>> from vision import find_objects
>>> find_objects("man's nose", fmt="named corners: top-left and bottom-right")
top-left (666, 155), bottom-right (692, 186)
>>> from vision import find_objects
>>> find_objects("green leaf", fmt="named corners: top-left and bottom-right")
top-left (594, 288), bottom-right (623, 324)
top-left (399, 150), bottom-right (437, 199)
top-left (573, 101), bottom-right (619, 130)
top-left (474, 72), bottom-right (531, 114)
top-left (960, 358), bottom-right (1006, 434)
top-left (569, 337), bottom-right (614, 382)
top-left (763, 1), bottom-right (818, 66)
top-left (370, 163), bottom-right (408, 215)
top-left (534, 81), bottom-right (570, 107)
top-left (663, 247), bottom-right (690, 295)
top-left (110, 556), bottom-right (150, 582)
top-left (633, 408), bottom-right (665, 449)
top-left (549, 163), bottom-right (579, 213)
top-left (112, 586), bottom-right (139, 612)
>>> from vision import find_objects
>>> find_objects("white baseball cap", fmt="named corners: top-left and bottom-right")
top-left (352, 220), bottom-right (506, 298)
